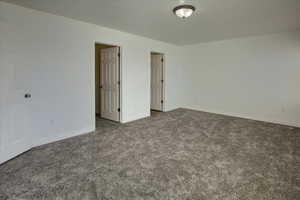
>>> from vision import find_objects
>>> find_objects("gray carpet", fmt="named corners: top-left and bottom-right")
top-left (0, 108), bottom-right (299, 200)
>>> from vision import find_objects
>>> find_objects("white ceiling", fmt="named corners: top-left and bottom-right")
top-left (3, 0), bottom-right (300, 45)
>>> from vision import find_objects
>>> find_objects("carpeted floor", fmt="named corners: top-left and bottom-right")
top-left (0, 108), bottom-right (299, 200)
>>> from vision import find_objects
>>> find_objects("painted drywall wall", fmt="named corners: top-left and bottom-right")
top-left (184, 31), bottom-right (300, 127)
top-left (2, 1), bottom-right (299, 164)
top-left (0, 2), bottom-right (188, 163)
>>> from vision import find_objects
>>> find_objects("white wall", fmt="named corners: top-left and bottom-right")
top-left (0, 2), bottom-right (188, 163)
top-left (184, 31), bottom-right (300, 127)
top-left (1, 2), bottom-right (300, 164)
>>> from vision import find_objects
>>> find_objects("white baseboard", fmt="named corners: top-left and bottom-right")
top-left (35, 127), bottom-right (95, 147)
top-left (0, 127), bottom-right (94, 165)
top-left (122, 113), bottom-right (150, 123)
top-left (185, 106), bottom-right (300, 128)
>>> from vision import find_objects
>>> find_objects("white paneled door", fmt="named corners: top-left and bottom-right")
top-left (100, 47), bottom-right (120, 122)
top-left (151, 54), bottom-right (163, 111)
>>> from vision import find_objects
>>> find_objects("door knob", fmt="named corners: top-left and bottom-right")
top-left (24, 93), bottom-right (31, 98)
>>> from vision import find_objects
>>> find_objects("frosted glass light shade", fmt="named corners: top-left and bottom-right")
top-left (173, 5), bottom-right (196, 19)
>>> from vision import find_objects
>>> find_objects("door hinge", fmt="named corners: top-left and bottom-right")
top-left (118, 108), bottom-right (120, 112)
top-left (118, 52), bottom-right (120, 57)
top-left (161, 58), bottom-right (164, 62)
top-left (118, 81), bottom-right (120, 85)
top-left (161, 80), bottom-right (164, 83)
top-left (161, 100), bottom-right (164, 104)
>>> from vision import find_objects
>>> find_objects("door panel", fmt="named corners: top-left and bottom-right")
top-left (1, 94), bottom-right (32, 163)
top-left (100, 47), bottom-right (120, 122)
top-left (0, 69), bottom-right (33, 164)
top-left (151, 54), bottom-right (163, 111)
top-left (95, 47), bottom-right (101, 115)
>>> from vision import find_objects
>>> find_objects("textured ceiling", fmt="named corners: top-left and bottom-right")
top-left (2, 0), bottom-right (300, 45)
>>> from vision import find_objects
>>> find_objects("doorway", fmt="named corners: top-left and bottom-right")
top-left (95, 43), bottom-right (121, 124)
top-left (150, 52), bottom-right (164, 113)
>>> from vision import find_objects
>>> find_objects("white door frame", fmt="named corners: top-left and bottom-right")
top-left (94, 42), bottom-right (122, 124)
top-left (150, 52), bottom-right (165, 112)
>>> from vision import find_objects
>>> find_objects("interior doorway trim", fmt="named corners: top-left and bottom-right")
top-left (150, 51), bottom-right (165, 112)
top-left (94, 42), bottom-right (122, 124)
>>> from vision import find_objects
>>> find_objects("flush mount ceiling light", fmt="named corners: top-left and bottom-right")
top-left (173, 4), bottom-right (196, 19)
